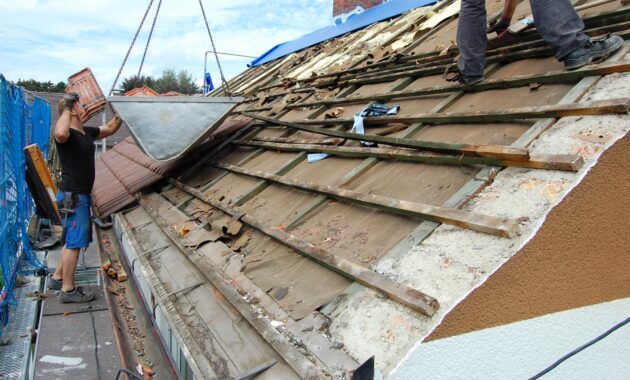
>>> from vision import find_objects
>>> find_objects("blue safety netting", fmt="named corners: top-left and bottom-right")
top-left (0, 74), bottom-right (50, 329)
top-left (248, 0), bottom-right (437, 67)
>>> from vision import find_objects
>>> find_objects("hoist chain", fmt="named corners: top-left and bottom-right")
top-left (109, 0), bottom-right (155, 95)
top-left (198, 0), bottom-right (233, 96)
top-left (136, 0), bottom-right (163, 85)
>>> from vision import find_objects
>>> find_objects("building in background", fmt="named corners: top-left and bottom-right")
top-left (333, 0), bottom-right (387, 24)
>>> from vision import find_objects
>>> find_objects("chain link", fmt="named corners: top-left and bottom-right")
top-left (109, 0), bottom-right (155, 95)
top-left (136, 0), bottom-right (163, 85)
top-left (198, 0), bottom-right (233, 96)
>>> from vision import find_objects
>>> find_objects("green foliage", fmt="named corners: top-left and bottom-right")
top-left (16, 79), bottom-right (66, 93)
top-left (121, 75), bottom-right (156, 93)
top-left (121, 69), bottom-right (200, 95)
top-left (155, 69), bottom-right (179, 93)
top-left (176, 70), bottom-right (199, 95)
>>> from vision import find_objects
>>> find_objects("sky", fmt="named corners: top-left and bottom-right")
top-left (0, 0), bottom-right (333, 92)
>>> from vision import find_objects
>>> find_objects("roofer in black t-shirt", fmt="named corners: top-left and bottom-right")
top-left (47, 92), bottom-right (122, 303)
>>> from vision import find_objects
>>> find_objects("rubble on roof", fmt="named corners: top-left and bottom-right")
top-left (100, 0), bottom-right (630, 378)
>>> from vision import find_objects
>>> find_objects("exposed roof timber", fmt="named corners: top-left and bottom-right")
top-left (352, 23), bottom-right (630, 83)
top-left (251, 13), bottom-right (630, 96)
top-left (241, 112), bottom-right (529, 161)
top-left (210, 162), bottom-right (519, 238)
top-left (167, 178), bottom-right (441, 316)
top-left (267, 8), bottom-right (630, 89)
top-left (279, 60), bottom-right (630, 111)
top-left (286, 98), bottom-right (630, 126)
top-left (137, 195), bottom-right (330, 379)
top-left (233, 140), bottom-right (584, 172)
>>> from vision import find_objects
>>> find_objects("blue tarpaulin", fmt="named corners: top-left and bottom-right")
top-left (249, 0), bottom-right (438, 67)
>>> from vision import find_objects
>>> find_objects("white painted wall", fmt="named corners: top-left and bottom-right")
top-left (391, 298), bottom-right (630, 380)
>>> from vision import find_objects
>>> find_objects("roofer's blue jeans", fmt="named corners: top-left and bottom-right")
top-left (457, 0), bottom-right (590, 76)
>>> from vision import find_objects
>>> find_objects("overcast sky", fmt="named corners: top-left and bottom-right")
top-left (0, 0), bottom-right (332, 92)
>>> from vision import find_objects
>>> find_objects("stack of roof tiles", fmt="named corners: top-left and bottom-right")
top-left (93, 117), bottom-right (249, 217)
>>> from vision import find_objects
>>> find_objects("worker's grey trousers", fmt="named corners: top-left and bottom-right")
top-left (457, 0), bottom-right (590, 76)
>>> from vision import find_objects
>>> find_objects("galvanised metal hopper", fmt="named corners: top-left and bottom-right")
top-left (108, 96), bottom-right (243, 161)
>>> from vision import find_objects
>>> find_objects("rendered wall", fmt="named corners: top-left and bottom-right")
top-left (427, 131), bottom-right (630, 341)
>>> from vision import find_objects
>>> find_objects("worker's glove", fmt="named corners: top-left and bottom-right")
top-left (62, 92), bottom-right (80, 109)
top-left (487, 16), bottom-right (512, 35)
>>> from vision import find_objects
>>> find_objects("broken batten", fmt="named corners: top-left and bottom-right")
top-left (108, 96), bottom-right (243, 161)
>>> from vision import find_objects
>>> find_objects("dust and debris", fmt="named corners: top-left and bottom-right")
top-left (326, 72), bottom-right (630, 373)
top-left (99, 230), bottom-right (154, 370)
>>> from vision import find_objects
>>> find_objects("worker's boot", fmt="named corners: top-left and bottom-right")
top-left (563, 35), bottom-right (624, 70)
top-left (59, 286), bottom-right (96, 303)
top-left (445, 72), bottom-right (485, 86)
top-left (47, 275), bottom-right (62, 291)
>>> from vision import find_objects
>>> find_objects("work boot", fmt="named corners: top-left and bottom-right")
top-left (563, 35), bottom-right (624, 70)
top-left (47, 275), bottom-right (62, 291)
top-left (445, 72), bottom-right (485, 86)
top-left (58, 287), bottom-right (96, 303)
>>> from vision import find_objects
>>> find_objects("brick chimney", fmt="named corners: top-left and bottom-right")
top-left (333, 0), bottom-right (386, 18)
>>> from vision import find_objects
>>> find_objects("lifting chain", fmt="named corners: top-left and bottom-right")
top-left (198, 0), bottom-right (233, 96)
top-left (111, 0), bottom-right (233, 96)
top-left (109, 0), bottom-right (155, 95)
top-left (136, 0), bottom-right (163, 85)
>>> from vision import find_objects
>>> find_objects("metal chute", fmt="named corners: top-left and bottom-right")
top-left (108, 96), bottom-right (242, 161)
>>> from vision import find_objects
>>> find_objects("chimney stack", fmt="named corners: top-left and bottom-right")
top-left (333, 0), bottom-right (386, 18)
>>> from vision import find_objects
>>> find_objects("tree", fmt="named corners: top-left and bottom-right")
top-left (16, 79), bottom-right (66, 93)
top-left (177, 70), bottom-right (200, 95)
top-left (121, 69), bottom-right (200, 95)
top-left (121, 75), bottom-right (156, 93)
top-left (155, 69), bottom-right (179, 93)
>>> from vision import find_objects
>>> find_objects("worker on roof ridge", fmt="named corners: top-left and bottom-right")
top-left (451, 0), bottom-right (624, 85)
top-left (48, 92), bottom-right (122, 303)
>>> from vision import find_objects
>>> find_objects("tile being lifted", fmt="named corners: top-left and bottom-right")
top-left (108, 96), bottom-right (243, 161)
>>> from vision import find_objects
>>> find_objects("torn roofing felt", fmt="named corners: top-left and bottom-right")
top-left (248, 0), bottom-right (437, 67)
top-left (105, 0), bottom-right (630, 378)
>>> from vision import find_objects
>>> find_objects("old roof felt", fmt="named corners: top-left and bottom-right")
top-left (106, 0), bottom-right (630, 377)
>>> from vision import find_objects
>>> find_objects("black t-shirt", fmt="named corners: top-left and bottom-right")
top-left (55, 126), bottom-right (100, 194)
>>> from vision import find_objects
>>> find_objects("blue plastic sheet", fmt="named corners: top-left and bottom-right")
top-left (249, 0), bottom-right (437, 67)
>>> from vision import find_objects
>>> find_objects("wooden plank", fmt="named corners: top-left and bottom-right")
top-left (508, 0), bottom-right (618, 34)
top-left (351, 23), bottom-right (630, 85)
top-left (281, 91), bottom-right (473, 231)
top-left (234, 140), bottom-right (584, 172)
top-left (254, 136), bottom-right (344, 145)
top-left (212, 162), bottom-right (520, 238)
top-left (345, 29), bottom-right (629, 88)
top-left (285, 61), bottom-right (630, 110)
top-left (137, 196), bottom-right (330, 380)
top-left (242, 112), bottom-right (530, 161)
top-left (289, 98), bottom-right (630, 126)
top-left (168, 178), bottom-right (440, 316)
top-left (377, 42), bottom-right (630, 267)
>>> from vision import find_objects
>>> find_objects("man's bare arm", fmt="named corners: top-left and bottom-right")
top-left (54, 93), bottom-right (79, 144)
top-left (54, 108), bottom-right (72, 144)
top-left (96, 116), bottom-right (122, 140)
